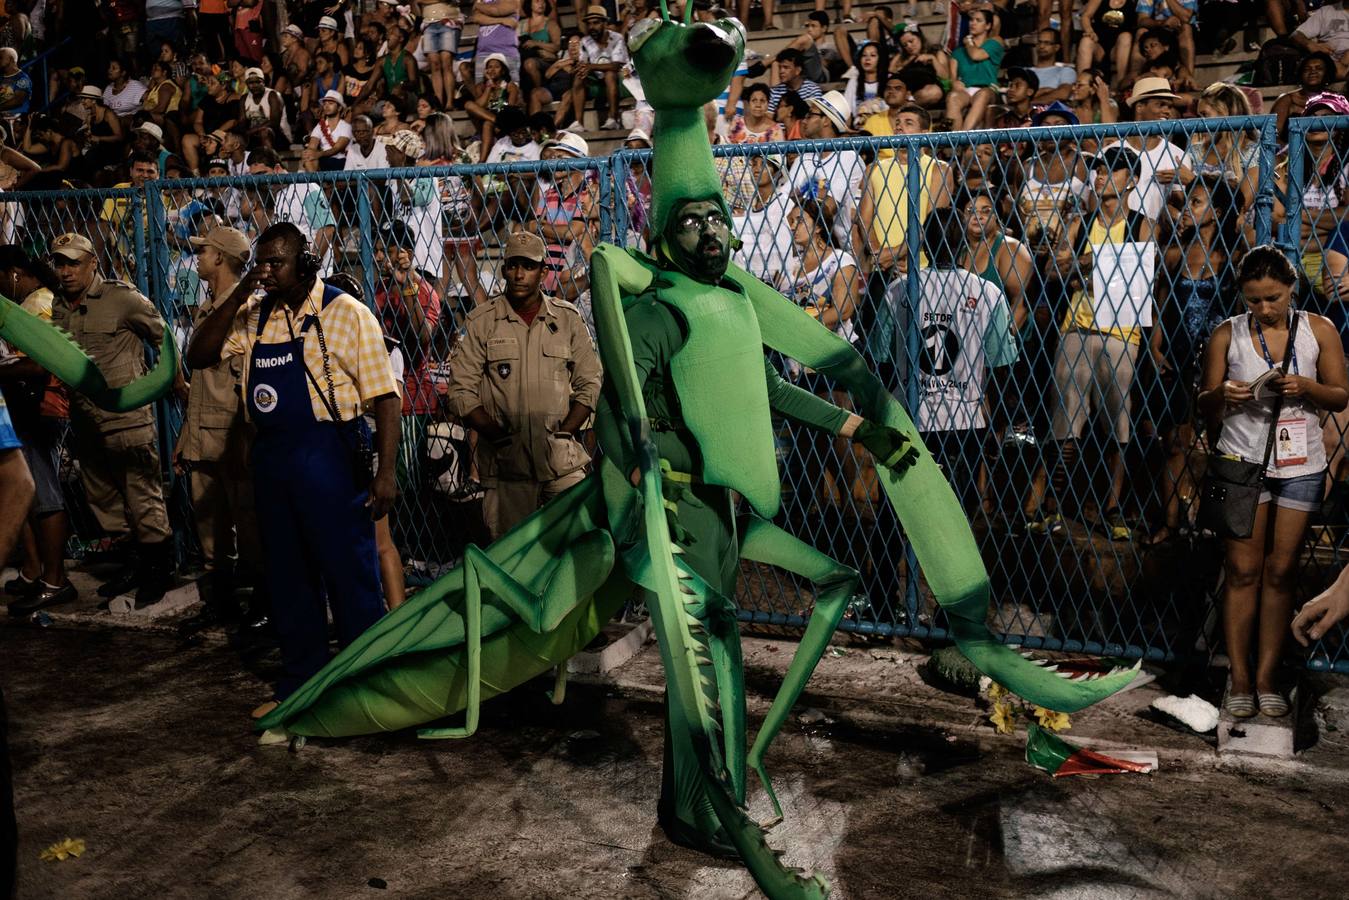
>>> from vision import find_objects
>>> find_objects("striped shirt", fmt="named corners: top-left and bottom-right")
top-left (768, 79), bottom-right (822, 115)
top-left (222, 278), bottom-right (399, 422)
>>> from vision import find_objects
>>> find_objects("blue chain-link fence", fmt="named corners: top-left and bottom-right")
top-left (2, 113), bottom-right (1347, 673)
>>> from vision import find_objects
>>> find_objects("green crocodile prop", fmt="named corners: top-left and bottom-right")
top-left (257, 9), bottom-right (1136, 897)
top-left (0, 295), bottom-right (178, 411)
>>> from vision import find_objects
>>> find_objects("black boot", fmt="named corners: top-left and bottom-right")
top-left (96, 560), bottom-right (140, 599)
top-left (134, 541), bottom-right (175, 609)
top-left (179, 569), bottom-right (241, 634)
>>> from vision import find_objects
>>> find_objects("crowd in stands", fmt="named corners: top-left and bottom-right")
top-left (0, 0), bottom-right (1348, 695)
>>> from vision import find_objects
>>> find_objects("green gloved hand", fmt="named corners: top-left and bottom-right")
top-left (855, 420), bottom-right (919, 472)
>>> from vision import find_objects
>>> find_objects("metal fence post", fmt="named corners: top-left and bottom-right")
top-left (131, 191), bottom-right (149, 298)
top-left (1283, 121), bottom-right (1306, 262)
top-left (901, 135), bottom-right (924, 635)
top-left (356, 173), bottom-right (376, 310)
top-left (597, 157), bottom-right (615, 246)
top-left (1254, 117), bottom-right (1277, 248)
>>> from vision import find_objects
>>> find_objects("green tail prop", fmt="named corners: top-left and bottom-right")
top-left (0, 296), bottom-right (178, 411)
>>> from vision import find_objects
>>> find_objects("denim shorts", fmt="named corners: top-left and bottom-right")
top-left (1260, 469), bottom-right (1326, 512)
top-left (422, 21), bottom-right (461, 55)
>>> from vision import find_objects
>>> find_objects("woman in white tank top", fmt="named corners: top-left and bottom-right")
top-left (1197, 247), bottom-right (1349, 718)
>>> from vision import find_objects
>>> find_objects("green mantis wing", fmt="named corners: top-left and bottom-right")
top-left (0, 295), bottom-right (178, 412)
top-left (725, 262), bottom-right (1139, 713)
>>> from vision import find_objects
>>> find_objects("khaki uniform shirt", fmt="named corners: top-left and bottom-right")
top-left (51, 274), bottom-right (165, 435)
top-left (450, 293), bottom-right (602, 482)
top-left (179, 278), bottom-right (247, 462)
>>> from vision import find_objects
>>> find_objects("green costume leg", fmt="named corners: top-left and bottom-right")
top-left (418, 531), bottom-right (616, 739)
top-left (739, 517), bottom-right (858, 824)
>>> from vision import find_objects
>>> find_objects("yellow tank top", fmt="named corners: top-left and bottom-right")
top-left (1062, 216), bottom-right (1143, 346)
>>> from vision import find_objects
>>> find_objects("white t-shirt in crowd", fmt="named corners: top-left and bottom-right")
top-left (1296, 4), bottom-right (1349, 56)
top-left (392, 176), bottom-right (445, 277)
top-left (787, 248), bottom-right (860, 345)
top-left (1104, 136), bottom-right (1185, 221)
top-left (309, 117), bottom-right (354, 158)
top-left (888, 266), bottom-right (1019, 432)
top-left (343, 139), bottom-right (390, 171)
top-left (580, 29), bottom-right (630, 68)
top-left (485, 136), bottom-right (540, 164)
top-left (782, 150), bottom-right (866, 248)
top-left (1030, 63), bottom-right (1077, 92)
top-left (735, 191), bottom-right (796, 287)
top-left (273, 183), bottom-right (337, 276)
top-left (103, 80), bottom-right (147, 116)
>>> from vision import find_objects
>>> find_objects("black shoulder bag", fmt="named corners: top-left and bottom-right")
top-left (1196, 312), bottom-right (1300, 540)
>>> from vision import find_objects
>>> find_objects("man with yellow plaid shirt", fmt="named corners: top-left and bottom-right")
top-left (187, 222), bottom-right (401, 717)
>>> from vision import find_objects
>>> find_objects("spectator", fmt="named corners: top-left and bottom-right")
top-left (174, 224), bottom-right (266, 631)
top-left (185, 222), bottom-right (401, 716)
top-left (410, 94), bottom-right (443, 134)
top-left (1275, 92), bottom-right (1349, 291)
top-left (1029, 28), bottom-right (1077, 102)
top-left (784, 91), bottom-right (864, 249)
top-left (959, 189), bottom-right (1034, 331)
top-left (1158, 82), bottom-right (1259, 210)
top-left (473, 0), bottom-right (522, 84)
top-left (856, 104), bottom-right (951, 294)
top-left (418, 1), bottom-right (465, 109)
top-left (768, 48), bottom-right (822, 116)
top-left (1079, 0), bottom-right (1136, 88)
top-left (1134, 0), bottom-right (1198, 84)
top-left (102, 58), bottom-right (148, 121)
top-left (145, 0), bottom-right (186, 56)
top-left (1067, 68), bottom-right (1120, 127)
top-left (304, 90), bottom-right (352, 172)
top-left (449, 229), bottom-right (601, 539)
top-left (343, 114), bottom-right (389, 170)
top-left (181, 75), bottom-right (239, 174)
top-left (280, 24), bottom-right (314, 95)
top-left (77, 85), bottom-right (127, 175)
top-left (0, 248), bottom-right (74, 616)
top-left (1105, 77), bottom-right (1186, 221)
top-left (244, 146), bottom-right (338, 275)
top-left (1197, 247), bottom-right (1348, 717)
top-left (908, 206), bottom-right (1020, 510)
top-left (198, 0), bottom-right (232, 60)
top-left (572, 6), bottom-right (628, 132)
top-left (386, 129), bottom-right (447, 289)
top-left (343, 38), bottom-right (379, 110)
top-left (727, 82), bottom-right (786, 144)
top-left (1272, 52), bottom-right (1337, 140)
top-left (481, 105), bottom-right (540, 222)
top-left (948, 8), bottom-right (1003, 131)
top-left (776, 87), bottom-right (809, 140)
top-left (842, 41), bottom-right (889, 130)
top-left (315, 15), bottom-right (350, 67)
top-left (518, 0), bottom-right (561, 98)
top-left (303, 51), bottom-right (345, 134)
top-left (1292, 0), bottom-right (1349, 81)
top-left (787, 192), bottom-right (861, 346)
top-left (240, 65), bottom-right (292, 150)
top-left (232, 0), bottom-right (265, 63)
top-left (890, 24), bottom-right (954, 112)
top-left (987, 67), bottom-right (1039, 131)
top-left (465, 52), bottom-right (522, 155)
top-left (143, 60), bottom-right (183, 143)
top-left (1016, 102), bottom-right (1092, 260)
top-left (542, 32), bottom-right (582, 125)
top-left (131, 121), bottom-right (171, 176)
top-left (20, 116), bottom-right (79, 178)
top-left (100, 150), bottom-right (163, 270)
top-left (48, 232), bottom-right (177, 606)
top-left (375, 98), bottom-right (405, 137)
top-left (218, 129), bottom-right (250, 177)
top-left (0, 49), bottom-right (31, 119)
top-left (782, 11), bottom-right (846, 84)
top-left (1145, 173), bottom-right (1242, 544)
top-left (524, 130), bottom-right (595, 297)
top-left (1030, 148), bottom-right (1155, 541)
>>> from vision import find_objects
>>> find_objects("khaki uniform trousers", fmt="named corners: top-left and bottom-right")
top-left (71, 420), bottom-right (172, 543)
top-left (483, 468), bottom-right (588, 540)
top-left (190, 461), bottom-right (262, 574)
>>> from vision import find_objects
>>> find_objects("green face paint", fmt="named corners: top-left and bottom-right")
top-left (667, 199), bottom-right (731, 283)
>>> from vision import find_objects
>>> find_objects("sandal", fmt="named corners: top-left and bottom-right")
top-left (1224, 692), bottom-right (1257, 719)
top-left (1258, 692), bottom-right (1289, 718)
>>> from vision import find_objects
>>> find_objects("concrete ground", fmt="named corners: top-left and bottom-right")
top-left (4, 618), bottom-right (1349, 900)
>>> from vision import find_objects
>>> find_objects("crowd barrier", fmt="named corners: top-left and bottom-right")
top-left (2, 112), bottom-right (1347, 673)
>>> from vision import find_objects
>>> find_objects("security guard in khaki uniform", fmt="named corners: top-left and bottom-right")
top-left (450, 231), bottom-right (603, 539)
top-left (174, 226), bottom-right (265, 629)
top-left (48, 233), bottom-right (175, 607)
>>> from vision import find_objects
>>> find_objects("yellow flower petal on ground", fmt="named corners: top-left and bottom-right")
top-left (990, 699), bottom-right (1015, 734)
top-left (39, 837), bottom-right (86, 861)
top-left (1034, 706), bottom-right (1071, 732)
top-left (986, 681), bottom-right (1007, 702)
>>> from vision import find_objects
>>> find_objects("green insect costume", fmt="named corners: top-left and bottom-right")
top-left (252, 9), bottom-right (1137, 898)
top-left (0, 295), bottom-right (178, 412)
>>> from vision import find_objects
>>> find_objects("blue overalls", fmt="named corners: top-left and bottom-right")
top-left (246, 284), bottom-right (385, 699)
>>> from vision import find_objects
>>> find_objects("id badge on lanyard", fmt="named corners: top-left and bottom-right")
top-left (1275, 417), bottom-right (1308, 468)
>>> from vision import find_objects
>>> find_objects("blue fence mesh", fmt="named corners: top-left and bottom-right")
top-left (2, 114), bottom-right (1347, 674)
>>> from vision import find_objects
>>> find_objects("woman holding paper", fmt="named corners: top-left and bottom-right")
top-left (1197, 247), bottom-right (1348, 718)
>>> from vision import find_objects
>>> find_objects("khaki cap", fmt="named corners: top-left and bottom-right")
top-left (504, 230), bottom-right (546, 263)
top-left (50, 232), bottom-right (95, 261)
top-left (189, 226), bottom-right (252, 263)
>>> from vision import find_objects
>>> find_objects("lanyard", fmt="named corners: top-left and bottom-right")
top-left (1254, 314), bottom-right (1299, 376)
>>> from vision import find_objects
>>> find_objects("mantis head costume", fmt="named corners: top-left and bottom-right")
top-left (255, 8), bottom-right (1137, 898)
